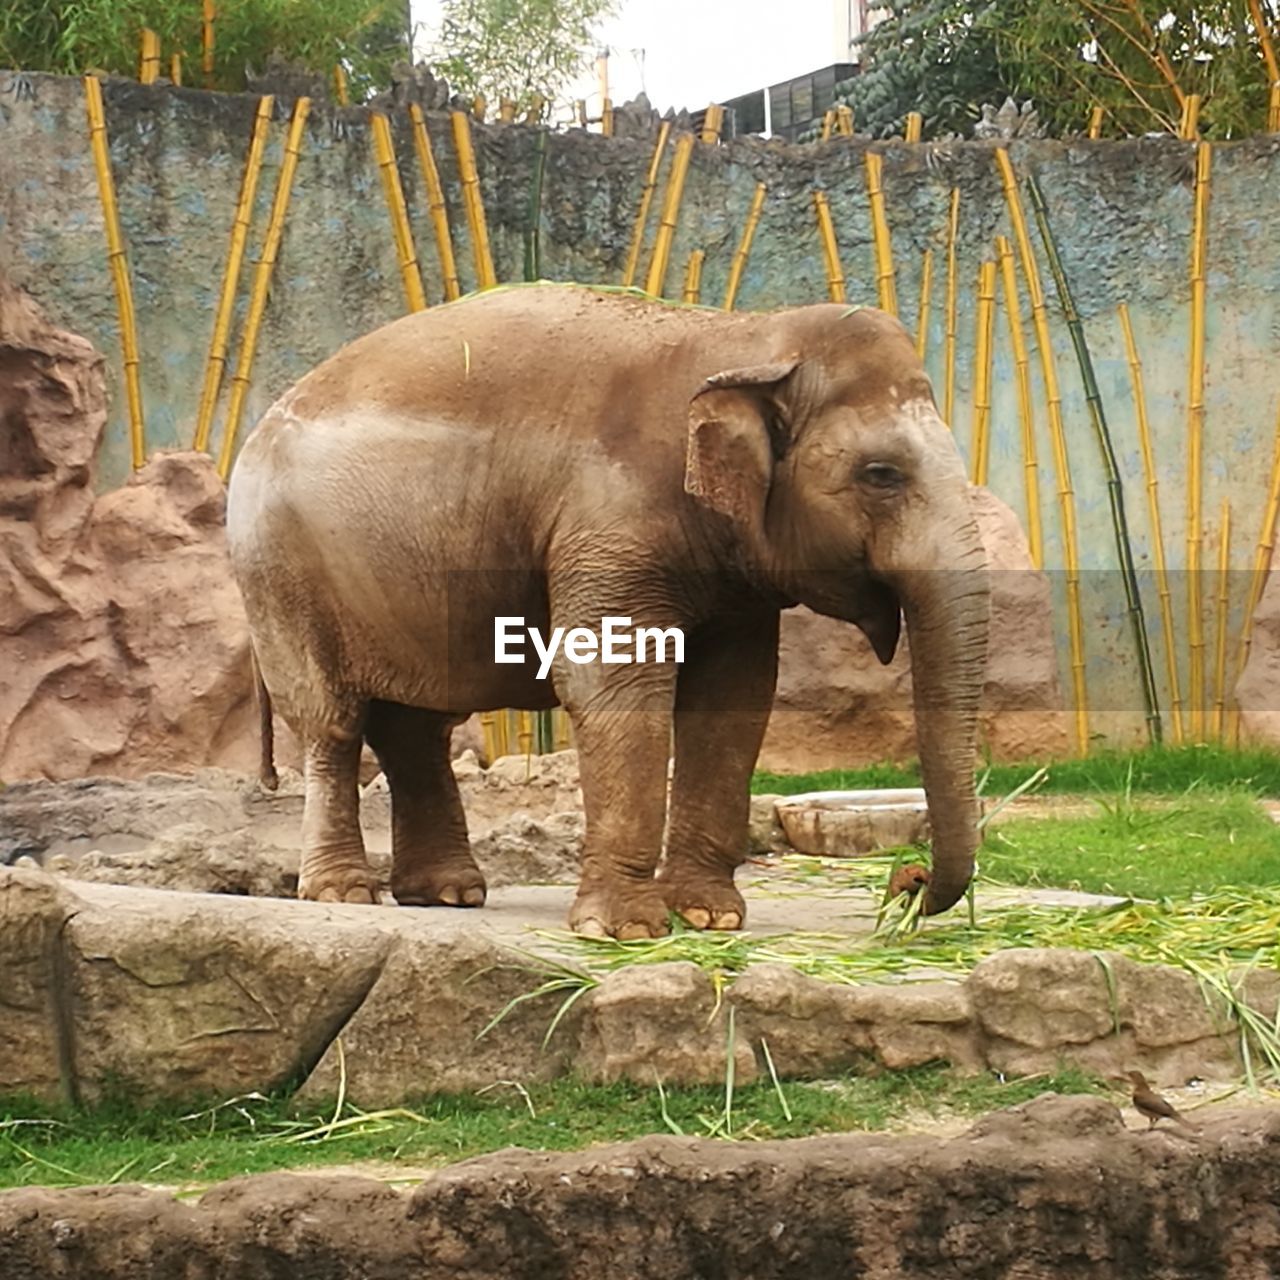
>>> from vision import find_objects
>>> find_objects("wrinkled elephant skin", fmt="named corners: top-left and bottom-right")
top-left (227, 286), bottom-right (989, 938)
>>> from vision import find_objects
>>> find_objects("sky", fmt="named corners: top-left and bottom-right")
top-left (410, 0), bottom-right (838, 117)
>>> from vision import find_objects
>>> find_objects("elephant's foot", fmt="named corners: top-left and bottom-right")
top-left (298, 857), bottom-right (380, 905)
top-left (391, 856), bottom-right (487, 908)
top-left (569, 880), bottom-right (670, 940)
top-left (657, 868), bottom-right (745, 931)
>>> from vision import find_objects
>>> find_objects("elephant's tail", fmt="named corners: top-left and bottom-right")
top-left (252, 648), bottom-right (279, 792)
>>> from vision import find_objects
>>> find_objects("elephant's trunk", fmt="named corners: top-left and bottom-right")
top-left (898, 510), bottom-right (990, 915)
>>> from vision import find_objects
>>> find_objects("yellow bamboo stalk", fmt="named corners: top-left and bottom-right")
top-left (943, 187), bottom-right (960, 427)
top-left (499, 98), bottom-right (517, 123)
top-left (916, 248), bottom-right (933, 360)
top-left (1247, 0), bottom-right (1279, 86)
top-left (333, 65), bottom-right (349, 106)
top-left (480, 712), bottom-right (500, 763)
top-left (813, 191), bottom-right (846, 303)
top-left (193, 95), bottom-right (273, 453)
top-left (371, 113), bottom-right (427, 313)
top-left (1228, 398), bottom-right (1280, 742)
top-left (1179, 93), bottom-right (1202, 139)
top-left (451, 111), bottom-right (497, 290)
top-left (996, 235), bottom-right (1042, 570)
top-left (601, 98), bottom-right (614, 136)
top-left (1212, 500), bottom-right (1232, 739)
top-left (904, 111), bottom-right (923, 142)
top-left (995, 147), bottom-right (1088, 753)
top-left (722, 183), bottom-right (765, 310)
top-left (1118, 303), bottom-right (1182, 742)
top-left (409, 105), bottom-right (461, 302)
top-left (683, 249), bottom-right (705, 304)
top-left (170, 53), bottom-right (182, 85)
top-left (1270, 82), bottom-right (1280, 132)
top-left (84, 75), bottom-right (145, 471)
top-left (821, 109), bottom-right (836, 141)
top-left (970, 260), bottom-right (996, 487)
top-left (621, 120), bottom-right (671, 288)
top-left (202, 0), bottom-right (215, 84)
top-left (700, 104), bottom-right (724, 143)
top-left (139, 28), bottom-right (160, 84)
top-left (864, 151), bottom-right (898, 316)
top-left (644, 131), bottom-right (695, 297)
top-left (217, 97), bottom-right (311, 480)
top-left (516, 710), bottom-right (534, 757)
top-left (472, 94), bottom-right (487, 122)
top-left (553, 708), bottom-right (572, 751)
top-left (1186, 141), bottom-right (1212, 739)
top-left (574, 100), bottom-right (588, 127)
top-left (836, 105), bottom-right (854, 136)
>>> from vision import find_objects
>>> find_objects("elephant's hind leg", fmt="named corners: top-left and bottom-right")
top-left (659, 611), bottom-right (780, 931)
top-left (364, 701), bottom-right (486, 908)
top-left (299, 724), bottom-right (380, 904)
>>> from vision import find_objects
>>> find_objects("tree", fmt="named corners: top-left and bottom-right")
top-left (838, 0), bottom-right (1015, 139)
top-left (840, 0), bottom-right (1279, 138)
top-left (430, 0), bottom-right (617, 117)
top-left (0, 0), bottom-right (410, 98)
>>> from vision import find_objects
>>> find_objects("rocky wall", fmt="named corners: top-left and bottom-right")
top-left (5, 71), bottom-right (1280, 749)
top-left (4, 1097), bottom-right (1280, 1279)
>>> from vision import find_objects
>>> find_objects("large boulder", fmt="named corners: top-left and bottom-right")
top-left (760, 486), bottom-right (1068, 771)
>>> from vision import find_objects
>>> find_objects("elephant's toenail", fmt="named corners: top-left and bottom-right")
top-left (463, 886), bottom-right (485, 906)
top-left (617, 922), bottom-right (656, 941)
top-left (343, 886), bottom-right (372, 904)
top-left (683, 908), bottom-right (712, 929)
top-left (575, 918), bottom-right (609, 938)
top-left (439, 886), bottom-right (461, 905)
top-left (711, 911), bottom-right (742, 930)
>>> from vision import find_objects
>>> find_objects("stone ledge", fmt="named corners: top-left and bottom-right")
top-left (0, 866), bottom-right (1266, 1107)
top-left (2, 1097), bottom-right (1280, 1278)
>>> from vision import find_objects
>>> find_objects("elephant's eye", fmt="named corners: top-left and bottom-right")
top-left (859, 462), bottom-right (905, 490)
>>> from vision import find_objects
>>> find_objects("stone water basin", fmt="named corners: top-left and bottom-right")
top-left (774, 789), bottom-right (930, 856)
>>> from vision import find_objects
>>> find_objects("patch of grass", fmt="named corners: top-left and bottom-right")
top-left (982, 789), bottom-right (1280, 898)
top-left (0, 1065), bottom-right (1105, 1190)
top-left (753, 743), bottom-right (1280, 798)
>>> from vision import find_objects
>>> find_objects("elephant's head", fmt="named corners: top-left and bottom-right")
top-left (684, 305), bottom-right (989, 914)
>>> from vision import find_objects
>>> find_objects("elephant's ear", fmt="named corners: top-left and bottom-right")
top-left (684, 358), bottom-right (801, 531)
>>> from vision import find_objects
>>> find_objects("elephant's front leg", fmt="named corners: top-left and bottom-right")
top-left (555, 642), bottom-right (677, 941)
top-left (659, 610), bottom-right (780, 931)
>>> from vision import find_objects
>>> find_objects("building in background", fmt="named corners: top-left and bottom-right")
top-left (720, 0), bottom-right (885, 139)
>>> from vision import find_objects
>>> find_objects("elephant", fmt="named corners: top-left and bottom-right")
top-left (226, 284), bottom-right (989, 940)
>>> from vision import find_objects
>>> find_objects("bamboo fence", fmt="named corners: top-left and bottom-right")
top-left (622, 121), bottom-right (671, 288)
top-left (995, 148), bottom-right (1088, 753)
top-left (723, 183), bottom-right (766, 310)
top-left (916, 248), bottom-right (933, 360)
top-left (995, 235), bottom-right (1042, 569)
top-left (813, 191), bottom-right (847, 303)
top-left (409, 105), bottom-right (461, 301)
top-left (217, 97), bottom-right (311, 480)
top-left (84, 75), bottom-right (145, 471)
top-left (904, 112), bottom-right (923, 142)
top-left (371, 113), bottom-right (427, 313)
top-left (943, 187), bottom-right (960, 427)
top-left (1119, 303), bottom-right (1183, 741)
top-left (683, 249), bottom-right (705, 304)
top-left (864, 152), bottom-right (898, 316)
top-left (970, 260), bottom-right (996, 486)
top-left (201, 0), bottom-right (215, 83)
top-left (451, 110), bottom-right (497, 291)
top-left (193, 94), bottom-right (273, 453)
top-left (645, 132), bottom-right (695, 297)
top-left (1212, 501), bottom-right (1232, 739)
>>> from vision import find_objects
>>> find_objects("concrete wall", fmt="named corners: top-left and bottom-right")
top-left (4, 70), bottom-right (1279, 748)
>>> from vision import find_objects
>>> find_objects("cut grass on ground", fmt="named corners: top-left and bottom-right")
top-left (0, 1065), bottom-right (1105, 1190)
top-left (753, 743), bottom-right (1280, 798)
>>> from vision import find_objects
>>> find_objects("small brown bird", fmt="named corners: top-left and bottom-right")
top-left (888, 863), bottom-right (931, 899)
top-left (1127, 1071), bottom-right (1195, 1131)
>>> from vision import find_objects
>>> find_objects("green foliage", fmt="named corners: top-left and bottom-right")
top-left (430, 0), bottom-right (617, 115)
top-left (0, 1065), bottom-right (1105, 1188)
top-left (754, 743), bottom-right (1280, 798)
top-left (0, 0), bottom-right (409, 97)
top-left (840, 0), bottom-right (1278, 137)
top-left (837, 0), bottom-right (1015, 139)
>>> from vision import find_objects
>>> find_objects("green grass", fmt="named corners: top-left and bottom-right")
top-left (753, 743), bottom-right (1280, 798)
top-left (0, 1065), bottom-right (1105, 1190)
top-left (983, 789), bottom-right (1280, 898)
